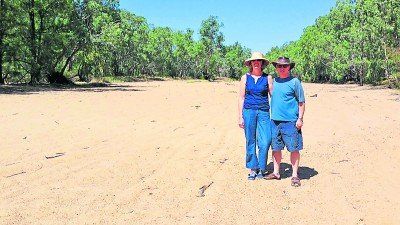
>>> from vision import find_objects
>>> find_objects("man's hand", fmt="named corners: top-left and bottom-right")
top-left (296, 118), bottom-right (303, 130)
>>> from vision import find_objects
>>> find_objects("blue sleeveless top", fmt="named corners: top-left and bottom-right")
top-left (243, 73), bottom-right (270, 111)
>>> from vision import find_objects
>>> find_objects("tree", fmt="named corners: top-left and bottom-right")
top-left (223, 42), bottom-right (250, 79)
top-left (199, 16), bottom-right (224, 80)
top-left (265, 0), bottom-right (400, 87)
top-left (0, 0), bottom-right (6, 84)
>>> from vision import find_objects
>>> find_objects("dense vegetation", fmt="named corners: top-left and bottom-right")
top-left (0, 0), bottom-right (250, 84)
top-left (0, 0), bottom-right (399, 88)
top-left (265, 0), bottom-right (400, 88)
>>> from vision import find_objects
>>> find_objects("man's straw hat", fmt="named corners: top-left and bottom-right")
top-left (271, 56), bottom-right (296, 70)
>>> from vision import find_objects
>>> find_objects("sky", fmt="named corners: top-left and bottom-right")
top-left (119, 0), bottom-right (337, 54)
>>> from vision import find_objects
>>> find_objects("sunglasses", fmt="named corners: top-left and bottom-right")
top-left (276, 64), bottom-right (289, 68)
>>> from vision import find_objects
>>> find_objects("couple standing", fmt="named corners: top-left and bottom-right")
top-left (238, 52), bottom-right (305, 187)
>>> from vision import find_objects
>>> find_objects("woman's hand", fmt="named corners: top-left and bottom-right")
top-left (238, 117), bottom-right (244, 128)
top-left (267, 74), bottom-right (273, 94)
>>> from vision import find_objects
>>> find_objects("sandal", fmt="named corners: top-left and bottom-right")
top-left (291, 177), bottom-right (301, 187)
top-left (248, 170), bottom-right (258, 180)
top-left (264, 173), bottom-right (281, 180)
top-left (256, 170), bottom-right (267, 179)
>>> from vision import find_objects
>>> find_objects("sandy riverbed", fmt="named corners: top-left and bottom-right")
top-left (1, 80), bottom-right (399, 224)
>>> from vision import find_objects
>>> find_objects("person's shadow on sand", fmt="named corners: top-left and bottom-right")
top-left (266, 162), bottom-right (318, 179)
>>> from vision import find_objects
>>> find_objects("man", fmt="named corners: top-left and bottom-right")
top-left (265, 56), bottom-right (305, 187)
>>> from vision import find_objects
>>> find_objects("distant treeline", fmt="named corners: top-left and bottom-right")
top-left (0, 0), bottom-right (250, 84)
top-left (265, 0), bottom-right (400, 88)
top-left (1, 0), bottom-right (399, 87)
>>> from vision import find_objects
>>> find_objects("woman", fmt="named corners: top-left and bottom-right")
top-left (238, 52), bottom-right (273, 180)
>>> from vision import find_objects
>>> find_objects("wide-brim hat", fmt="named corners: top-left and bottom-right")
top-left (244, 52), bottom-right (269, 67)
top-left (272, 56), bottom-right (295, 70)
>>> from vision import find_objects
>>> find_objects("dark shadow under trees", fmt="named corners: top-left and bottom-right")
top-left (0, 83), bottom-right (147, 95)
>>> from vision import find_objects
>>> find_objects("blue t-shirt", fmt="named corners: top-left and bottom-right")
top-left (243, 73), bottom-right (270, 111)
top-left (271, 76), bottom-right (305, 121)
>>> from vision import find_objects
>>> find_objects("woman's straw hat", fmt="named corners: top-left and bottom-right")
top-left (244, 52), bottom-right (269, 67)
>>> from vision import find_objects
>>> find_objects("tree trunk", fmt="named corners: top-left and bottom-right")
top-left (60, 45), bottom-right (81, 75)
top-left (360, 61), bottom-right (364, 86)
top-left (0, 34), bottom-right (4, 84)
top-left (383, 45), bottom-right (390, 79)
top-left (359, 37), bottom-right (365, 86)
top-left (112, 51), bottom-right (120, 76)
top-left (350, 53), bottom-right (356, 82)
top-left (28, 0), bottom-right (39, 84)
top-left (0, 0), bottom-right (5, 84)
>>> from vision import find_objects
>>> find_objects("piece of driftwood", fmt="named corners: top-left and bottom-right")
top-left (5, 161), bottom-right (21, 166)
top-left (5, 171), bottom-right (26, 178)
top-left (197, 181), bottom-right (214, 197)
top-left (337, 159), bottom-right (349, 163)
top-left (45, 152), bottom-right (65, 159)
top-left (219, 158), bottom-right (228, 164)
top-left (173, 127), bottom-right (183, 131)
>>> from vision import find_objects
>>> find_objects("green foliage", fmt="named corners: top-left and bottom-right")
top-left (266, 0), bottom-right (400, 87)
top-left (0, 1), bottom-right (250, 84)
top-left (223, 42), bottom-right (251, 79)
top-left (3, 0), bottom-right (398, 87)
top-left (383, 47), bottom-right (400, 88)
top-left (199, 16), bottom-right (225, 80)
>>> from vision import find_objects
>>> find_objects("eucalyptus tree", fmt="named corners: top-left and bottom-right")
top-left (72, 0), bottom-right (127, 80)
top-left (72, 0), bottom-right (112, 80)
top-left (118, 11), bottom-right (149, 77)
top-left (171, 29), bottom-right (197, 78)
top-left (14, 0), bottom-right (87, 84)
top-left (145, 27), bottom-right (174, 76)
top-left (223, 42), bottom-right (250, 79)
top-left (265, 0), bottom-right (400, 87)
top-left (0, 0), bottom-right (6, 83)
top-left (199, 16), bottom-right (224, 80)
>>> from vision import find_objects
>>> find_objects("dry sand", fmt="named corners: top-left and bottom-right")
top-left (1, 80), bottom-right (399, 225)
